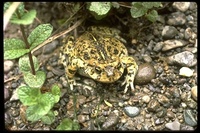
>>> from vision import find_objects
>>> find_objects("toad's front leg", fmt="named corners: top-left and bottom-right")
top-left (121, 56), bottom-right (138, 93)
top-left (65, 58), bottom-right (86, 90)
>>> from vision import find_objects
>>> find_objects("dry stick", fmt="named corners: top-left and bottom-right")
top-left (31, 16), bottom-right (86, 54)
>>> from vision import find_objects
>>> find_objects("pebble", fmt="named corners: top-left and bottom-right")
top-left (162, 39), bottom-right (187, 51)
top-left (142, 95), bottom-right (150, 103)
top-left (162, 26), bottom-right (178, 39)
top-left (165, 120), bottom-right (180, 130)
top-left (4, 60), bottom-right (14, 73)
top-left (155, 118), bottom-right (165, 125)
top-left (191, 86), bottom-right (197, 101)
top-left (157, 94), bottom-right (170, 105)
top-left (142, 54), bottom-right (152, 62)
top-left (5, 112), bottom-right (12, 125)
top-left (166, 51), bottom-right (197, 67)
top-left (181, 125), bottom-right (195, 130)
top-left (172, 98), bottom-right (181, 108)
top-left (147, 99), bottom-right (160, 112)
top-left (167, 110), bottom-right (175, 119)
top-left (10, 88), bottom-right (19, 101)
top-left (186, 99), bottom-right (197, 109)
top-left (173, 2), bottom-right (190, 12)
top-left (43, 40), bottom-right (59, 54)
top-left (135, 63), bottom-right (156, 85)
top-left (46, 72), bottom-right (54, 79)
top-left (183, 110), bottom-right (197, 127)
top-left (179, 67), bottom-right (193, 77)
top-left (167, 12), bottom-right (186, 26)
top-left (102, 113), bottom-right (119, 129)
top-left (4, 87), bottom-right (11, 101)
top-left (156, 107), bottom-right (167, 118)
top-left (185, 28), bottom-right (195, 40)
top-left (77, 115), bottom-right (89, 123)
top-left (124, 106), bottom-right (140, 118)
top-left (153, 42), bottom-right (164, 52)
top-left (183, 47), bottom-right (197, 54)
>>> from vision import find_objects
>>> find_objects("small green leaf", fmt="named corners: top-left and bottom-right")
top-left (4, 49), bottom-right (30, 59)
top-left (35, 93), bottom-right (55, 116)
top-left (130, 3), bottom-right (148, 18)
top-left (56, 118), bottom-right (80, 130)
top-left (41, 110), bottom-right (55, 125)
top-left (146, 10), bottom-right (158, 22)
top-left (28, 24), bottom-right (53, 50)
top-left (4, 38), bottom-right (25, 50)
top-left (26, 105), bottom-right (44, 122)
top-left (51, 85), bottom-right (61, 103)
top-left (10, 10), bottom-right (36, 25)
top-left (111, 2), bottom-right (120, 8)
top-left (142, 2), bottom-right (156, 9)
top-left (4, 38), bottom-right (29, 59)
top-left (87, 2), bottom-right (111, 20)
top-left (24, 71), bottom-right (46, 88)
top-left (17, 86), bottom-right (41, 106)
top-left (19, 55), bottom-right (39, 72)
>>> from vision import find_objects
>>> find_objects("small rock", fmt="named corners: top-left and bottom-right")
top-left (166, 51), bottom-right (197, 67)
top-left (142, 95), bottom-right (150, 103)
top-left (183, 47), bottom-right (197, 54)
top-left (183, 110), bottom-right (197, 127)
top-left (156, 107), bottom-right (167, 118)
top-left (124, 106), bottom-right (140, 118)
top-left (172, 98), bottom-right (181, 107)
top-left (102, 113), bottom-right (119, 129)
top-left (43, 40), bottom-right (59, 54)
top-left (135, 63), bottom-right (156, 85)
top-left (179, 67), bottom-right (194, 77)
top-left (167, 110), bottom-right (175, 119)
top-left (180, 125), bottom-right (195, 130)
top-left (191, 86), bottom-right (197, 101)
top-left (162, 26), bottom-right (178, 39)
top-left (167, 12), bottom-right (186, 26)
top-left (142, 54), bottom-right (152, 62)
top-left (186, 99), bottom-right (197, 109)
top-left (173, 2), bottom-right (190, 12)
top-left (46, 72), bottom-right (54, 78)
top-left (77, 95), bottom-right (86, 105)
top-left (147, 99), bottom-right (160, 112)
top-left (4, 87), bottom-right (11, 101)
top-left (162, 39), bottom-right (187, 51)
top-left (153, 42), bottom-right (164, 52)
top-left (10, 88), bottom-right (19, 101)
top-left (157, 94), bottom-right (170, 105)
top-left (155, 118), bottom-right (165, 125)
top-left (165, 120), bottom-right (181, 130)
top-left (185, 28), bottom-right (195, 40)
top-left (4, 60), bottom-right (14, 73)
top-left (77, 115), bottom-right (89, 123)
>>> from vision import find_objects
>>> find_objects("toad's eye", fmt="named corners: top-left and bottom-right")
top-left (95, 67), bottom-right (101, 74)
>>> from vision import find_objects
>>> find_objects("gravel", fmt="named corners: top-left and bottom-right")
top-left (4, 2), bottom-right (197, 131)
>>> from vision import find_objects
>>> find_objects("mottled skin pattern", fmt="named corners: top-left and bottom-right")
top-left (60, 26), bottom-right (138, 93)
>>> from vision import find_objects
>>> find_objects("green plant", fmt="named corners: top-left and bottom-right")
top-left (4, 2), bottom-right (60, 125)
top-left (86, 2), bottom-right (162, 22)
top-left (56, 118), bottom-right (80, 130)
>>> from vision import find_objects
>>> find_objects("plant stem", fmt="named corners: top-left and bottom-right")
top-left (16, 10), bottom-right (36, 75)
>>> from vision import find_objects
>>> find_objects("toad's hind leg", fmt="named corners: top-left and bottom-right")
top-left (121, 56), bottom-right (138, 93)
